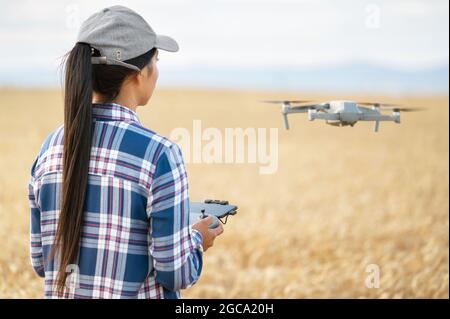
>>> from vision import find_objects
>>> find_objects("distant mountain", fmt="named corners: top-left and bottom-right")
top-left (158, 63), bottom-right (449, 95)
top-left (1, 63), bottom-right (448, 95)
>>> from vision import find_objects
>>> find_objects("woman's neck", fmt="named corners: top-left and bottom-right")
top-left (92, 92), bottom-right (138, 112)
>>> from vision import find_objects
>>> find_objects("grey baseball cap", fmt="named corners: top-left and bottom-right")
top-left (77, 5), bottom-right (179, 71)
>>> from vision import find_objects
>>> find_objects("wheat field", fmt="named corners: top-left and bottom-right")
top-left (0, 88), bottom-right (448, 298)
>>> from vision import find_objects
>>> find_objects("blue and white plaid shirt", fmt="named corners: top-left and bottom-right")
top-left (28, 102), bottom-right (203, 299)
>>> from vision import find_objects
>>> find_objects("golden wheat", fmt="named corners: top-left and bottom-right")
top-left (0, 88), bottom-right (448, 298)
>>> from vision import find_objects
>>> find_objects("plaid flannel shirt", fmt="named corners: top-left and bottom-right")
top-left (28, 102), bottom-right (203, 299)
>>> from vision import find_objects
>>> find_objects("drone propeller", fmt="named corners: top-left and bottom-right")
top-left (260, 100), bottom-right (314, 104)
top-left (390, 107), bottom-right (426, 112)
top-left (357, 102), bottom-right (425, 112)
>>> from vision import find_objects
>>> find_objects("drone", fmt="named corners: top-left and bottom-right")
top-left (261, 100), bottom-right (424, 132)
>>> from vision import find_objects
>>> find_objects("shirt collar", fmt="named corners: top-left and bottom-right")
top-left (92, 102), bottom-right (142, 125)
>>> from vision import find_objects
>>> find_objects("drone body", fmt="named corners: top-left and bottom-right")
top-left (262, 99), bottom-right (422, 132)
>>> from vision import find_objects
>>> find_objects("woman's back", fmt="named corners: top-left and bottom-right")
top-left (28, 102), bottom-right (203, 298)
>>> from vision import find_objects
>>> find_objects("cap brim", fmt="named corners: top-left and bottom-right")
top-left (155, 34), bottom-right (179, 52)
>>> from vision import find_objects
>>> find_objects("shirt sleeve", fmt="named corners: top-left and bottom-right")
top-left (147, 142), bottom-right (203, 291)
top-left (28, 156), bottom-right (45, 278)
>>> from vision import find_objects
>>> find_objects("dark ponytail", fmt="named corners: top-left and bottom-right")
top-left (48, 43), bottom-right (156, 295)
top-left (49, 42), bottom-right (93, 294)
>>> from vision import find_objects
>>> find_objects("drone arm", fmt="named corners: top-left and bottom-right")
top-left (374, 120), bottom-right (380, 132)
top-left (279, 104), bottom-right (325, 129)
top-left (288, 107), bottom-right (311, 113)
top-left (359, 114), bottom-right (396, 121)
top-left (282, 112), bottom-right (290, 130)
top-left (359, 113), bottom-right (400, 123)
top-left (359, 112), bottom-right (400, 132)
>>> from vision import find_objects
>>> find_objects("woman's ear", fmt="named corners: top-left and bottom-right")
top-left (143, 62), bottom-right (154, 79)
top-left (131, 69), bottom-right (146, 87)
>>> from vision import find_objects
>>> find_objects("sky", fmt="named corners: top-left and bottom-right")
top-left (0, 0), bottom-right (448, 92)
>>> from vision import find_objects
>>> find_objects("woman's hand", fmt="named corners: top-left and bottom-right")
top-left (192, 216), bottom-right (224, 252)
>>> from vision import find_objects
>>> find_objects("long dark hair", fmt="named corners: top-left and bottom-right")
top-left (48, 42), bottom-right (156, 294)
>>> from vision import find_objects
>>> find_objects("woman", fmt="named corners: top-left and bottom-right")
top-left (27, 5), bottom-right (223, 299)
